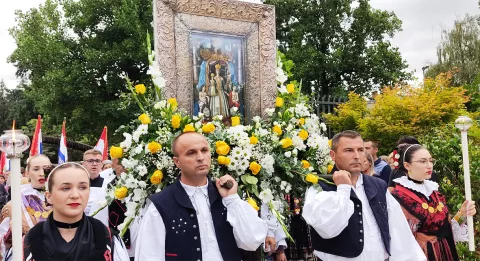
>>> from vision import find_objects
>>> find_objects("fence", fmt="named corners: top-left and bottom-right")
top-left (311, 95), bottom-right (347, 138)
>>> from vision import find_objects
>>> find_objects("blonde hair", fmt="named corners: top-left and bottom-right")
top-left (364, 153), bottom-right (375, 176)
top-left (83, 149), bottom-right (102, 160)
top-left (25, 154), bottom-right (51, 171)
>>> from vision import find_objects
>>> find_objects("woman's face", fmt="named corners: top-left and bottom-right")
top-left (362, 158), bottom-right (372, 174)
top-left (405, 149), bottom-right (434, 181)
top-left (46, 167), bottom-right (90, 221)
top-left (26, 156), bottom-right (52, 189)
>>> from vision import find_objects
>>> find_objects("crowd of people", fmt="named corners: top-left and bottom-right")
top-left (0, 130), bottom-right (475, 261)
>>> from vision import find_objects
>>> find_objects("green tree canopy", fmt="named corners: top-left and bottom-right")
top-left (8, 0), bottom-right (152, 144)
top-left (265, 0), bottom-right (410, 96)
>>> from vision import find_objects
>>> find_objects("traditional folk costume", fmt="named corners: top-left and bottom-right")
top-left (0, 184), bottom-right (51, 260)
top-left (392, 176), bottom-right (468, 261)
top-left (23, 214), bottom-right (113, 261)
top-left (135, 178), bottom-right (268, 261)
top-left (303, 173), bottom-right (426, 261)
top-left (86, 176), bottom-right (109, 227)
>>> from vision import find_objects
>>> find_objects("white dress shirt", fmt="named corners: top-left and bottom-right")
top-left (303, 174), bottom-right (426, 261)
top-left (135, 181), bottom-right (268, 261)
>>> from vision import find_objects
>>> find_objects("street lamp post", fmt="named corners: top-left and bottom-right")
top-left (454, 115), bottom-right (475, 251)
top-left (0, 127), bottom-right (30, 261)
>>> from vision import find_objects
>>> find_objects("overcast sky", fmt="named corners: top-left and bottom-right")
top-left (1, 0), bottom-right (479, 89)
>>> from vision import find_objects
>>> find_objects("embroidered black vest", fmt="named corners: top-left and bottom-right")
top-left (150, 179), bottom-right (242, 261)
top-left (310, 174), bottom-right (391, 257)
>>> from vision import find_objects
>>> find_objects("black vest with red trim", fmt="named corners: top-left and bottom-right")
top-left (149, 179), bottom-right (242, 261)
top-left (310, 174), bottom-right (391, 257)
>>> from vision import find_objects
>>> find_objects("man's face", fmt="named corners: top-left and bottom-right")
top-left (330, 137), bottom-right (365, 175)
top-left (82, 154), bottom-right (103, 179)
top-left (364, 141), bottom-right (378, 157)
top-left (173, 133), bottom-right (211, 179)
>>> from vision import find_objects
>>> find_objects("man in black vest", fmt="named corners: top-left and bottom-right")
top-left (135, 132), bottom-right (268, 261)
top-left (302, 130), bottom-right (426, 261)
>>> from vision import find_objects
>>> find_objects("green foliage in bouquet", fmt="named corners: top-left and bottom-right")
top-left (105, 40), bottom-right (333, 237)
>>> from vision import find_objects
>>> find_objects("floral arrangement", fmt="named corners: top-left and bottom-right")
top-left (106, 38), bottom-right (333, 236)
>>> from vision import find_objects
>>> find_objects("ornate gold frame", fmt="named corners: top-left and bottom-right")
top-left (153, 0), bottom-right (276, 119)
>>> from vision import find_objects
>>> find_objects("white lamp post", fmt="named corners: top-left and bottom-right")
top-left (0, 127), bottom-right (30, 261)
top-left (454, 115), bottom-right (475, 251)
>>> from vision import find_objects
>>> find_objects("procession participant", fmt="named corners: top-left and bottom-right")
top-left (82, 149), bottom-right (109, 226)
top-left (391, 144), bottom-right (476, 260)
top-left (362, 152), bottom-right (375, 176)
top-left (23, 162), bottom-right (129, 261)
top-left (364, 140), bottom-right (392, 184)
top-left (261, 204), bottom-right (287, 261)
top-left (103, 160), bottom-right (113, 170)
top-left (302, 130), bottom-right (426, 261)
top-left (0, 155), bottom-right (52, 260)
top-left (135, 132), bottom-right (268, 261)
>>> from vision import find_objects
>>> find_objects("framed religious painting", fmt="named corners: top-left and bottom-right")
top-left (153, 0), bottom-right (276, 123)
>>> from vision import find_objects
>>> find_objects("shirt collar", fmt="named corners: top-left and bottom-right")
top-left (355, 173), bottom-right (364, 189)
top-left (180, 180), bottom-right (209, 197)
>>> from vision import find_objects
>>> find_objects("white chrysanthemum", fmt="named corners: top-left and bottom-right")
top-left (259, 154), bottom-right (275, 175)
top-left (120, 133), bottom-right (132, 150)
top-left (136, 165), bottom-right (148, 176)
top-left (292, 136), bottom-right (307, 151)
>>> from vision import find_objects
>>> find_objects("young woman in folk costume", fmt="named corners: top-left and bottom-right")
top-left (23, 162), bottom-right (129, 261)
top-left (391, 144), bottom-right (476, 261)
top-left (0, 155), bottom-right (52, 260)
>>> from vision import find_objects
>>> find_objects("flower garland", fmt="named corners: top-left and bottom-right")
top-left (104, 41), bottom-right (333, 237)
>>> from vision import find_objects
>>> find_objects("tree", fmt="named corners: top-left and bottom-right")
top-left (265, 0), bottom-right (410, 96)
top-left (425, 15), bottom-right (480, 86)
top-left (325, 72), bottom-right (469, 154)
top-left (8, 0), bottom-right (152, 144)
top-left (0, 80), bottom-right (37, 132)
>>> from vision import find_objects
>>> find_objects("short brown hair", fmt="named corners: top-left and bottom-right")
top-left (83, 149), bottom-right (102, 160)
top-left (47, 162), bottom-right (90, 192)
top-left (331, 130), bottom-right (362, 151)
top-left (364, 140), bottom-right (379, 149)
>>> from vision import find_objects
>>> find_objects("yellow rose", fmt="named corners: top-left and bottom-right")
top-left (215, 141), bottom-right (230, 155)
top-left (305, 173), bottom-right (319, 184)
top-left (218, 156), bottom-right (231, 165)
top-left (168, 98), bottom-right (178, 108)
top-left (114, 186), bottom-right (128, 199)
top-left (250, 136), bottom-right (258, 145)
top-left (231, 116), bottom-right (240, 126)
top-left (302, 160), bottom-right (310, 169)
top-left (275, 97), bottom-right (284, 107)
top-left (148, 141), bottom-right (162, 154)
top-left (171, 114), bottom-right (181, 129)
top-left (134, 84), bottom-right (146, 94)
top-left (286, 84), bottom-right (295, 93)
top-left (183, 124), bottom-right (195, 133)
top-left (249, 161), bottom-right (262, 175)
top-left (280, 137), bottom-right (293, 149)
top-left (327, 164), bottom-right (334, 173)
top-left (247, 197), bottom-right (259, 211)
top-left (298, 129), bottom-right (309, 140)
top-left (138, 114), bottom-right (151, 124)
top-left (110, 146), bottom-right (123, 159)
top-left (328, 139), bottom-right (332, 148)
top-left (150, 170), bottom-right (163, 184)
top-left (201, 123), bottom-right (216, 133)
top-left (298, 118), bottom-right (305, 126)
top-left (272, 125), bottom-right (283, 136)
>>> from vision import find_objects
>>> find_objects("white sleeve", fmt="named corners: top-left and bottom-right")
top-left (451, 219), bottom-right (469, 243)
top-left (387, 191), bottom-right (427, 261)
top-left (302, 185), bottom-right (354, 239)
top-left (134, 204), bottom-right (166, 261)
top-left (223, 194), bottom-right (268, 251)
top-left (260, 203), bottom-right (278, 237)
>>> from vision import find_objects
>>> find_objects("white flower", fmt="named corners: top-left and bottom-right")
top-left (292, 136), bottom-right (306, 151)
top-left (284, 151), bottom-right (291, 158)
top-left (117, 222), bottom-right (126, 232)
top-left (138, 181), bottom-right (147, 188)
top-left (259, 154), bottom-right (275, 175)
top-left (395, 154), bottom-right (400, 159)
top-left (154, 100), bottom-right (167, 109)
top-left (394, 161), bottom-right (399, 166)
top-left (125, 202), bottom-right (138, 218)
top-left (259, 189), bottom-right (274, 204)
top-left (132, 188), bottom-right (144, 202)
top-left (277, 85), bottom-right (287, 94)
top-left (265, 108), bottom-right (275, 116)
top-left (319, 122), bottom-right (327, 132)
top-left (285, 183), bottom-right (292, 193)
top-left (137, 165), bottom-right (148, 176)
top-left (120, 133), bottom-right (132, 150)
top-left (252, 116), bottom-right (262, 123)
top-left (276, 67), bottom-right (288, 84)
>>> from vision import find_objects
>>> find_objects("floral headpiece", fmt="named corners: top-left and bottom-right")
top-left (392, 149), bottom-right (400, 169)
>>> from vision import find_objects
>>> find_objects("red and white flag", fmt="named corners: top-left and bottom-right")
top-left (94, 126), bottom-right (108, 161)
top-left (0, 152), bottom-right (9, 175)
top-left (30, 115), bottom-right (43, 156)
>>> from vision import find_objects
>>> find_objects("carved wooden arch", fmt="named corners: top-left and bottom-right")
top-left (153, 0), bottom-right (276, 119)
